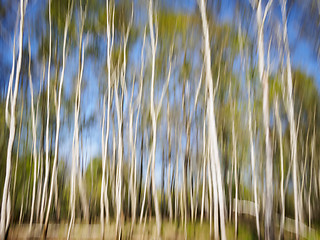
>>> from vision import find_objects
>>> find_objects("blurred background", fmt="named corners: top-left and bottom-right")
top-left (0, 0), bottom-right (320, 239)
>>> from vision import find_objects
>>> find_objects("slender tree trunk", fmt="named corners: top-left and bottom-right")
top-left (101, 1), bottom-right (114, 236)
top-left (148, 0), bottom-right (161, 233)
top-left (114, 55), bottom-right (123, 240)
top-left (36, 68), bottom-right (45, 222)
top-left (28, 40), bottom-right (38, 230)
top-left (275, 97), bottom-right (285, 240)
top-left (174, 131), bottom-right (180, 222)
top-left (129, 32), bottom-right (145, 229)
top-left (0, 0), bottom-right (26, 237)
top-left (200, 119), bottom-right (206, 224)
top-left (48, 3), bottom-right (72, 238)
top-left (254, 1), bottom-right (274, 238)
top-left (308, 123), bottom-right (315, 229)
top-left (207, 154), bottom-right (215, 238)
top-left (129, 81), bottom-right (137, 232)
top-left (142, 2), bottom-right (172, 236)
top-left (248, 82), bottom-right (260, 238)
top-left (139, 149), bottom-right (152, 223)
top-left (232, 115), bottom-right (238, 239)
top-left (75, 5), bottom-right (89, 224)
top-left (138, 135), bottom-right (143, 208)
top-left (12, 94), bottom-right (24, 221)
top-left (198, 0), bottom-right (226, 239)
top-left (281, 1), bottom-right (299, 238)
top-left (167, 100), bottom-right (173, 221)
top-left (40, 0), bottom-right (53, 224)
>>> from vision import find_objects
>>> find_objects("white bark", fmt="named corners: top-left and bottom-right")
top-left (28, 40), bottom-right (38, 230)
top-left (35, 59), bottom-right (45, 223)
top-left (114, 10), bottom-right (132, 236)
top-left (200, 117), bottom-right (206, 224)
top-left (138, 3), bottom-right (173, 236)
top-left (40, 0), bottom-right (53, 225)
top-left (281, 0), bottom-right (299, 238)
top-left (47, 2), bottom-right (73, 237)
top-left (129, 28), bottom-right (145, 230)
top-left (275, 97), bottom-right (285, 239)
top-left (128, 77), bottom-right (136, 228)
top-left (248, 82), bottom-right (260, 237)
top-left (253, 0), bottom-right (274, 238)
top-left (232, 110), bottom-right (238, 238)
top-left (101, 1), bottom-right (114, 235)
top-left (68, 4), bottom-right (89, 235)
top-left (166, 99), bottom-right (173, 222)
top-left (114, 78), bottom-right (123, 237)
top-left (198, 0), bottom-right (226, 239)
top-left (309, 122), bottom-right (315, 228)
top-left (0, 0), bottom-right (26, 237)
top-left (12, 92), bottom-right (23, 221)
top-left (148, 3), bottom-right (161, 234)
top-left (139, 150), bottom-right (152, 223)
top-left (174, 128), bottom-right (181, 222)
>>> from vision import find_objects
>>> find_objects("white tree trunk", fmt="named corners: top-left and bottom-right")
top-left (166, 100), bottom-right (173, 222)
top-left (40, 0), bottom-right (53, 225)
top-left (0, 0), bottom-right (26, 237)
top-left (200, 117), bottom-right (206, 224)
top-left (198, 0), bottom-right (226, 239)
top-left (174, 130), bottom-right (180, 222)
top-left (148, 0), bottom-right (161, 230)
top-left (12, 95), bottom-right (23, 223)
top-left (308, 123), bottom-right (315, 228)
top-left (275, 96), bottom-right (288, 239)
top-left (253, 0), bottom-right (274, 238)
top-left (281, 1), bottom-right (299, 238)
top-left (28, 40), bottom-right (39, 230)
top-left (232, 115), bottom-right (238, 238)
top-left (101, 1), bottom-right (114, 236)
top-left (48, 4), bottom-right (72, 237)
top-left (248, 82), bottom-right (260, 238)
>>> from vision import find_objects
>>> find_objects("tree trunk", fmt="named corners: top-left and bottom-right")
top-left (254, 1), bottom-right (274, 238)
top-left (12, 93), bottom-right (24, 223)
top-left (232, 115), bottom-right (238, 238)
top-left (281, 1), bottom-right (299, 238)
top-left (47, 3), bottom-right (72, 237)
top-left (198, 0), bottom-right (226, 239)
top-left (28, 40), bottom-right (38, 230)
top-left (248, 82), bottom-right (260, 238)
top-left (167, 100), bottom-right (173, 221)
top-left (1, 0), bottom-right (26, 237)
top-left (200, 117), bottom-right (206, 224)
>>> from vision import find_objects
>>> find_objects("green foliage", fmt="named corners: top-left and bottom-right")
top-left (157, 10), bottom-right (194, 41)
top-left (0, 101), bottom-right (9, 197)
top-left (85, 157), bottom-right (102, 220)
top-left (293, 69), bottom-right (320, 122)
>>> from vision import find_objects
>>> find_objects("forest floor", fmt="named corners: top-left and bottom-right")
top-left (7, 216), bottom-right (320, 239)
